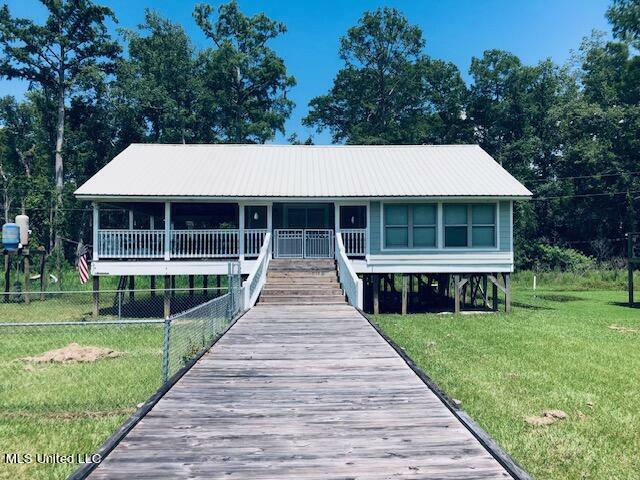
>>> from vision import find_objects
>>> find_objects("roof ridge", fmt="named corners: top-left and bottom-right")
top-left (129, 143), bottom-right (482, 148)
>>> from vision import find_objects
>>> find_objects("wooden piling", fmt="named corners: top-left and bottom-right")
top-left (92, 275), bottom-right (100, 317)
top-left (23, 252), bottom-right (30, 305)
top-left (4, 252), bottom-right (9, 303)
top-left (372, 274), bottom-right (379, 315)
top-left (188, 275), bottom-right (195, 297)
top-left (401, 274), bottom-right (408, 315)
top-left (504, 273), bottom-right (511, 313)
top-left (128, 275), bottom-right (135, 301)
top-left (150, 275), bottom-right (156, 297)
top-left (454, 274), bottom-right (461, 314)
top-left (39, 253), bottom-right (46, 300)
top-left (163, 275), bottom-right (171, 317)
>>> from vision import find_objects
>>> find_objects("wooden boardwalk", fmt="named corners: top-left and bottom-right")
top-left (90, 304), bottom-right (511, 479)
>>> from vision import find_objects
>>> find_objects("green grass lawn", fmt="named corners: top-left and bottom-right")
top-left (0, 324), bottom-right (163, 480)
top-left (374, 286), bottom-right (640, 479)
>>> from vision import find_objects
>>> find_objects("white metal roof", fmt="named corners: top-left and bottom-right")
top-left (74, 144), bottom-right (532, 199)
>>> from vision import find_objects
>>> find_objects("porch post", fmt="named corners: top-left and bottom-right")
top-left (238, 203), bottom-right (245, 261)
top-left (267, 204), bottom-right (273, 231)
top-left (129, 210), bottom-right (134, 229)
top-left (164, 202), bottom-right (171, 261)
top-left (92, 202), bottom-right (99, 261)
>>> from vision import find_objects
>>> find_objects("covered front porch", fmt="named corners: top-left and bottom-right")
top-left (92, 201), bottom-right (368, 269)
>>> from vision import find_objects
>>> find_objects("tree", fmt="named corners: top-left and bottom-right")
top-left (114, 10), bottom-right (202, 144)
top-left (304, 7), bottom-right (470, 144)
top-left (194, 1), bottom-right (295, 143)
top-left (0, 0), bottom-right (120, 270)
top-left (607, 0), bottom-right (640, 46)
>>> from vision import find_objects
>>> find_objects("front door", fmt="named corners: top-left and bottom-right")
top-left (273, 203), bottom-right (334, 258)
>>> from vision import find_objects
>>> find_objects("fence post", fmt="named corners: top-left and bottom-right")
top-left (117, 290), bottom-right (122, 320)
top-left (162, 317), bottom-right (171, 384)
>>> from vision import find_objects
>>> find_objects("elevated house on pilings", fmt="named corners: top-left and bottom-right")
top-left (74, 144), bottom-right (531, 315)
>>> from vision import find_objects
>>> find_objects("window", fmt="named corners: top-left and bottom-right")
top-left (444, 204), bottom-right (468, 247)
top-left (472, 204), bottom-right (496, 247)
top-left (384, 204), bottom-right (437, 248)
top-left (384, 205), bottom-right (409, 247)
top-left (444, 204), bottom-right (496, 248)
top-left (340, 205), bottom-right (367, 229)
top-left (413, 204), bottom-right (437, 247)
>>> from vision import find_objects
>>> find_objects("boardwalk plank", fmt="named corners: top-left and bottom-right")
top-left (90, 304), bottom-right (511, 479)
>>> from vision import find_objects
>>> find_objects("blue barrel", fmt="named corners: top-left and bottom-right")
top-left (2, 223), bottom-right (20, 250)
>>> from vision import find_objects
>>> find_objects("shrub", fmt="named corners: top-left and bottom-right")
top-left (520, 243), bottom-right (595, 272)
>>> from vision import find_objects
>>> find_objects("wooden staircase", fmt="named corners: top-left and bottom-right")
top-left (259, 259), bottom-right (346, 305)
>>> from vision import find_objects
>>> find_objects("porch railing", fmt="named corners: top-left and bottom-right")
top-left (335, 232), bottom-right (363, 309)
top-left (97, 229), bottom-right (165, 259)
top-left (97, 229), bottom-right (268, 259)
top-left (340, 229), bottom-right (367, 257)
top-left (171, 229), bottom-right (239, 258)
top-left (244, 229), bottom-right (269, 257)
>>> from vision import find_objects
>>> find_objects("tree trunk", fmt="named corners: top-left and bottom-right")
top-left (54, 74), bottom-right (65, 289)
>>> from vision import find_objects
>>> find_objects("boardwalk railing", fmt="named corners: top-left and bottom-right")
top-left (340, 229), bottom-right (367, 257)
top-left (335, 232), bottom-right (363, 309)
top-left (97, 229), bottom-right (267, 259)
top-left (242, 233), bottom-right (272, 308)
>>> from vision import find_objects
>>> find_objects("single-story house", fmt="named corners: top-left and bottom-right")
top-left (75, 144), bottom-right (531, 313)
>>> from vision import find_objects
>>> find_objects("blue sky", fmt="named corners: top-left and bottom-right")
top-left (1, 0), bottom-right (612, 144)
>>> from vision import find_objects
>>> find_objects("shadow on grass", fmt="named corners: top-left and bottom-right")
top-left (536, 294), bottom-right (585, 302)
top-left (510, 301), bottom-right (555, 311)
top-left (609, 301), bottom-right (640, 309)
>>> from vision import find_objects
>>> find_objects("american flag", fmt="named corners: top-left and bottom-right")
top-left (76, 241), bottom-right (90, 284)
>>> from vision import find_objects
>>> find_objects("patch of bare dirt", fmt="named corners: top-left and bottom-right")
top-left (22, 343), bottom-right (122, 364)
top-left (525, 409), bottom-right (568, 426)
top-left (608, 325), bottom-right (640, 334)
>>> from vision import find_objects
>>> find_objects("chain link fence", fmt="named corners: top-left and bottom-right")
top-left (0, 263), bottom-right (243, 479)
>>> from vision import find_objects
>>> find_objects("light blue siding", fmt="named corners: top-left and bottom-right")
top-left (370, 201), bottom-right (381, 254)
top-left (499, 201), bottom-right (511, 252)
top-left (368, 200), bottom-right (513, 255)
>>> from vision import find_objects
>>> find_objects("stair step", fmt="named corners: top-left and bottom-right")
top-left (259, 295), bottom-right (346, 305)
top-left (262, 288), bottom-right (343, 296)
top-left (261, 290), bottom-right (342, 298)
top-left (268, 271), bottom-right (337, 278)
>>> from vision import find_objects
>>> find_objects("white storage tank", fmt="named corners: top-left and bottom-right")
top-left (15, 214), bottom-right (29, 246)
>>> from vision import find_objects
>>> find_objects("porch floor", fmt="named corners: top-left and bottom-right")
top-left (89, 304), bottom-right (511, 479)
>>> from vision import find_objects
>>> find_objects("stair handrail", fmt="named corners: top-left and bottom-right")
top-left (243, 232), bottom-right (272, 308)
top-left (335, 232), bottom-right (363, 309)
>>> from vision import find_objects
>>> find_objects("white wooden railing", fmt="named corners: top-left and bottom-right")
top-left (97, 229), bottom-right (268, 259)
top-left (171, 229), bottom-right (239, 258)
top-left (242, 233), bottom-right (272, 308)
top-left (340, 229), bottom-right (367, 257)
top-left (335, 233), bottom-right (363, 309)
top-left (97, 229), bottom-right (165, 258)
top-left (244, 229), bottom-right (269, 257)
